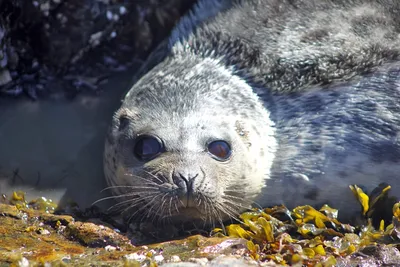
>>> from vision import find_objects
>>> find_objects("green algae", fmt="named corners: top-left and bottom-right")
top-left (7, 190), bottom-right (57, 213)
top-left (0, 193), bottom-right (247, 266)
top-left (0, 185), bottom-right (400, 266)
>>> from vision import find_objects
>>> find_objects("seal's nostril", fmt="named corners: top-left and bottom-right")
top-left (177, 172), bottom-right (199, 183)
top-left (173, 171), bottom-right (200, 196)
top-left (172, 171), bottom-right (201, 208)
top-left (178, 172), bottom-right (189, 184)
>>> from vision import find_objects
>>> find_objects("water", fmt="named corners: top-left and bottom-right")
top-left (0, 69), bottom-right (134, 209)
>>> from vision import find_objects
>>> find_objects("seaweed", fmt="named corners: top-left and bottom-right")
top-left (216, 183), bottom-right (400, 265)
top-left (1, 185), bottom-right (399, 266)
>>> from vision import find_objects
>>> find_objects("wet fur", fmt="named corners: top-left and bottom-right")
top-left (104, 0), bottom-right (400, 224)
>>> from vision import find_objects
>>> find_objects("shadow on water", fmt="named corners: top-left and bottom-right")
top-left (0, 67), bottom-right (138, 210)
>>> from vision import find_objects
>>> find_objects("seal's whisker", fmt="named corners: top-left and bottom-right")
top-left (93, 191), bottom-right (144, 206)
top-left (159, 200), bottom-right (172, 224)
top-left (174, 200), bottom-right (179, 214)
top-left (160, 209), bottom-right (173, 225)
top-left (143, 170), bottom-right (164, 183)
top-left (222, 198), bottom-right (252, 211)
top-left (250, 200), bottom-right (263, 210)
top-left (100, 184), bottom-right (159, 192)
top-left (224, 187), bottom-right (252, 194)
top-left (221, 193), bottom-right (246, 200)
top-left (178, 198), bottom-right (185, 208)
top-left (214, 202), bottom-right (243, 224)
top-left (99, 185), bottom-right (137, 193)
top-left (123, 172), bottom-right (162, 185)
top-left (146, 202), bottom-right (160, 224)
top-left (126, 193), bottom-right (165, 222)
top-left (168, 196), bottom-right (174, 218)
top-left (95, 189), bottom-right (159, 203)
top-left (122, 172), bottom-right (159, 183)
top-left (215, 204), bottom-right (238, 220)
top-left (114, 186), bottom-right (161, 192)
top-left (152, 193), bottom-right (169, 223)
top-left (217, 216), bottom-right (226, 235)
top-left (92, 191), bottom-right (152, 206)
top-left (91, 195), bottom-right (128, 206)
top-left (133, 194), bottom-right (161, 219)
top-left (224, 201), bottom-right (248, 217)
top-left (204, 197), bottom-right (214, 228)
top-left (204, 197), bottom-right (218, 227)
top-left (210, 204), bottom-right (222, 230)
top-left (107, 194), bottom-right (157, 212)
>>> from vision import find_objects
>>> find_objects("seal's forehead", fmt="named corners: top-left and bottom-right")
top-left (121, 106), bottom-right (235, 131)
top-left (122, 56), bottom-right (265, 121)
top-left (126, 57), bottom-right (242, 100)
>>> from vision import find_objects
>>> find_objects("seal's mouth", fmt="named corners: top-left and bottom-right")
top-left (179, 194), bottom-right (198, 208)
top-left (168, 207), bottom-right (207, 222)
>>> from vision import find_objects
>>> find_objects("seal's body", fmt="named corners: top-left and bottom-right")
top-left (104, 0), bottom-right (400, 224)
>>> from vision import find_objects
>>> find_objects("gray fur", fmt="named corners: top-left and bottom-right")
top-left (104, 0), bottom-right (400, 224)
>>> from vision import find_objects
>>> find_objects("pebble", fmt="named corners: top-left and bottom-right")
top-left (124, 252), bottom-right (146, 262)
top-left (154, 254), bottom-right (164, 263)
top-left (105, 245), bottom-right (117, 252)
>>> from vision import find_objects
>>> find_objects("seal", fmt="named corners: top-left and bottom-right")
top-left (104, 0), bottom-right (400, 225)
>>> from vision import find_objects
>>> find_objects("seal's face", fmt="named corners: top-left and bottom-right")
top-left (104, 57), bottom-right (277, 225)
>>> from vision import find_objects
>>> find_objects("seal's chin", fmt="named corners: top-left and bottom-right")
top-left (168, 207), bottom-right (206, 223)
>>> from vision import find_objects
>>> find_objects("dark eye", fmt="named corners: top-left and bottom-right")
top-left (134, 135), bottom-right (163, 161)
top-left (207, 140), bottom-right (232, 161)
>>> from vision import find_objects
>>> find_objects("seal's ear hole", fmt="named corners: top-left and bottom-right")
top-left (134, 135), bottom-right (163, 161)
top-left (207, 140), bottom-right (232, 161)
top-left (118, 116), bottom-right (130, 131)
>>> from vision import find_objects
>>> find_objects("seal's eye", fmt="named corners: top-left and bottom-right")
top-left (208, 140), bottom-right (232, 161)
top-left (134, 136), bottom-right (163, 161)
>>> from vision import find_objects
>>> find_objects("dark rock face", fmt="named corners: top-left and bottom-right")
top-left (0, 0), bottom-right (196, 99)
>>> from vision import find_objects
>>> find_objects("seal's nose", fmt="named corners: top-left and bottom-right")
top-left (172, 171), bottom-right (199, 207)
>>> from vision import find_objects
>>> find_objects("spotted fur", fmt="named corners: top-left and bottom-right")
top-left (104, 0), bottom-right (400, 224)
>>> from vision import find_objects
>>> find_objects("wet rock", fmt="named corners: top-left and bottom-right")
top-left (337, 245), bottom-right (400, 267)
top-left (66, 221), bottom-right (132, 247)
top-left (0, 0), bottom-right (196, 98)
top-left (162, 255), bottom-right (272, 267)
top-left (3, 197), bottom-right (400, 266)
top-left (0, 197), bottom-right (254, 266)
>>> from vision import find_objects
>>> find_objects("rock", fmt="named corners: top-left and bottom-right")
top-left (0, 69), bottom-right (11, 86)
top-left (66, 221), bottom-right (132, 247)
top-left (0, 0), bottom-right (196, 98)
top-left (337, 245), bottom-right (400, 266)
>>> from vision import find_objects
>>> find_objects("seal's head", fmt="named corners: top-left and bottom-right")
top-left (104, 55), bottom-right (277, 225)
